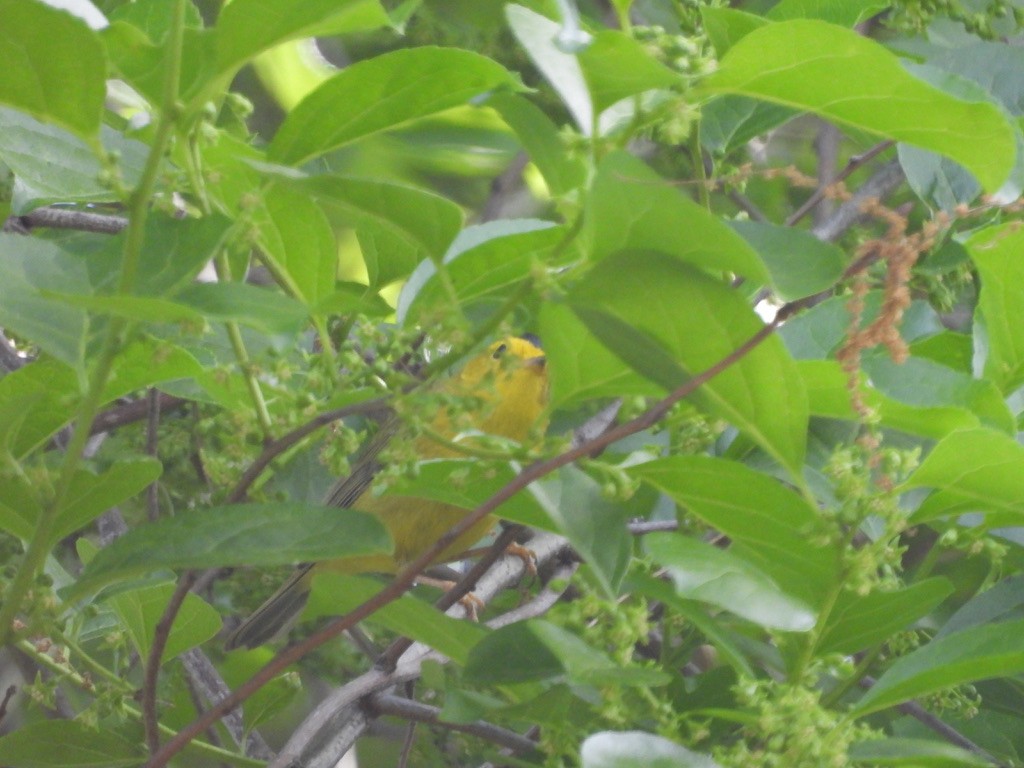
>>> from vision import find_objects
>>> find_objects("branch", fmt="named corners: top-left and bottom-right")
top-left (367, 694), bottom-right (539, 754)
top-left (810, 158), bottom-right (904, 243)
top-left (4, 206), bottom-right (128, 235)
top-left (789, 140), bottom-right (896, 228)
top-left (91, 392), bottom-right (187, 435)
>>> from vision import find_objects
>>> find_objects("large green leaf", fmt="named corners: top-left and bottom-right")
top-left (644, 533), bottom-right (816, 631)
top-left (729, 220), bottom-right (845, 300)
top-left (67, 503), bottom-right (392, 599)
top-left (849, 738), bottom-right (992, 767)
top-left (539, 303), bottom-right (658, 409)
top-left (904, 428), bottom-right (1024, 524)
top-left (269, 47), bottom-right (522, 165)
top-left (703, 20), bottom-right (1015, 191)
top-left (487, 94), bottom-right (587, 196)
top-left (291, 175), bottom-right (463, 279)
top-left (107, 582), bottom-right (221, 664)
top-left (576, 30), bottom-right (679, 115)
top-left (215, 0), bottom-right (388, 77)
top-left (55, 459), bottom-right (163, 542)
top-left (631, 457), bottom-right (836, 608)
top-left (254, 184), bottom-right (337, 306)
top-left (570, 249), bottom-right (807, 477)
top-left (850, 619), bottom-right (1024, 716)
top-left (586, 152), bottom-right (770, 283)
top-left (397, 219), bottom-right (563, 325)
top-left (967, 222), bottom-right (1024, 393)
top-left (0, 720), bottom-right (143, 768)
top-left (0, 0), bottom-right (105, 141)
top-left (817, 578), bottom-right (954, 654)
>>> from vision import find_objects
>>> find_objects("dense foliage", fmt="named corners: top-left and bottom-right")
top-left (2, 0), bottom-right (1024, 766)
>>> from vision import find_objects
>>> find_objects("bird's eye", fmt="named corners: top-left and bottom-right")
top-left (492, 343), bottom-right (508, 359)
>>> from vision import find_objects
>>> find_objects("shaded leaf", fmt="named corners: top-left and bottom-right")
top-left (107, 583), bottom-right (221, 663)
top-left (0, 720), bottom-right (142, 768)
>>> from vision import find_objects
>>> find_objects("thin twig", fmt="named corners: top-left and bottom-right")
top-left (4, 206), bottom-right (128, 235)
top-left (90, 393), bottom-right (187, 435)
top-left (368, 694), bottom-right (539, 755)
top-left (627, 520), bottom-right (680, 535)
top-left (0, 685), bottom-right (16, 725)
top-left (226, 398), bottom-right (389, 503)
top-left (788, 140), bottom-right (896, 227)
top-left (143, 571), bottom-right (198, 756)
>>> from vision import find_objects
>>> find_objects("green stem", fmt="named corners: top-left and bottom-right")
top-left (821, 645), bottom-right (882, 709)
top-left (214, 253), bottom-right (274, 437)
top-left (0, 0), bottom-right (189, 649)
top-left (690, 124), bottom-right (711, 212)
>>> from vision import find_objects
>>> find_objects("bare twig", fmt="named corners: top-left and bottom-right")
top-left (627, 520), bottom-right (680, 535)
top-left (143, 571), bottom-right (198, 755)
top-left (5, 206), bottom-right (128, 235)
top-left (226, 398), bottom-right (389, 503)
top-left (368, 694), bottom-right (539, 755)
top-left (0, 685), bottom-right (16, 725)
top-left (91, 393), bottom-right (187, 435)
top-left (788, 140), bottom-right (896, 228)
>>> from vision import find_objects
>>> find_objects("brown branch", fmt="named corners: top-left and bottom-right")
top-left (143, 571), bottom-right (197, 756)
top-left (146, 314), bottom-right (782, 768)
top-left (146, 389), bottom-right (161, 522)
top-left (788, 140), bottom-right (896, 228)
top-left (367, 693), bottom-right (539, 755)
top-left (5, 206), bottom-right (128, 235)
top-left (90, 393), bottom-right (187, 435)
top-left (226, 397), bottom-right (389, 503)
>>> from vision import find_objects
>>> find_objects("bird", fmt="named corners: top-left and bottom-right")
top-left (225, 335), bottom-right (549, 650)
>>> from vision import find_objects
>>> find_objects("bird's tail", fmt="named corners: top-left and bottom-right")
top-left (225, 564), bottom-right (315, 650)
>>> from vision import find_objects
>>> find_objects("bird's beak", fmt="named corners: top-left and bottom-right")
top-left (524, 356), bottom-right (546, 370)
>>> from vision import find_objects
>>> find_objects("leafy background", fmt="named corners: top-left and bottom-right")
top-left (2, 0), bottom-right (1024, 766)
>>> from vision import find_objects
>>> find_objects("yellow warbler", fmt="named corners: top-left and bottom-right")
top-left (226, 336), bottom-right (548, 649)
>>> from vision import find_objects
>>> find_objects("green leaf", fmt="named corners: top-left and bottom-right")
top-left (700, 7), bottom-right (767, 57)
top-left (729, 220), bottom-right (845, 301)
top-left (292, 175), bottom-right (463, 281)
top-left (937, 575), bottom-right (1024, 639)
top-left (306, 573), bottom-right (487, 665)
top-left (0, 720), bottom-right (143, 768)
top-left (799, 360), bottom-right (984, 440)
top-left (215, 0), bottom-right (388, 77)
top-left (397, 219), bottom-right (563, 325)
top-left (703, 20), bottom-right (1015, 191)
top-left (631, 457), bottom-right (836, 608)
top-left (0, 1), bottom-right (105, 141)
top-left (0, 234), bottom-right (91, 368)
top-left (506, 4), bottom-right (592, 134)
top-left (539, 303), bottom-right (658, 409)
top-left (55, 459), bottom-right (163, 542)
top-left (268, 47), bottom-right (522, 165)
top-left (903, 428), bottom-right (1024, 523)
top-left (701, 96), bottom-right (795, 155)
top-left (464, 619), bottom-right (669, 686)
top-left (967, 222), bottom-right (1024, 393)
top-left (487, 93), bottom-right (587, 195)
top-left (67, 503), bottom-right (392, 599)
top-left (577, 30), bottom-right (679, 115)
top-left (586, 152), bottom-right (771, 283)
top-left (177, 282), bottom-right (310, 335)
top-left (849, 738), bottom-right (992, 767)
top-left (0, 469), bottom-right (41, 540)
top-left (817, 578), bottom-right (954, 655)
top-left (570, 249), bottom-right (807, 477)
top-left (645, 533), bottom-right (816, 631)
top-left (850, 618), bottom-right (1024, 716)
top-left (766, 0), bottom-right (889, 26)
top-left (0, 108), bottom-right (146, 213)
top-left (528, 465), bottom-right (632, 598)
top-left (255, 184), bottom-right (337, 306)
top-left (107, 582), bottom-right (222, 663)
top-left (582, 731), bottom-right (722, 768)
